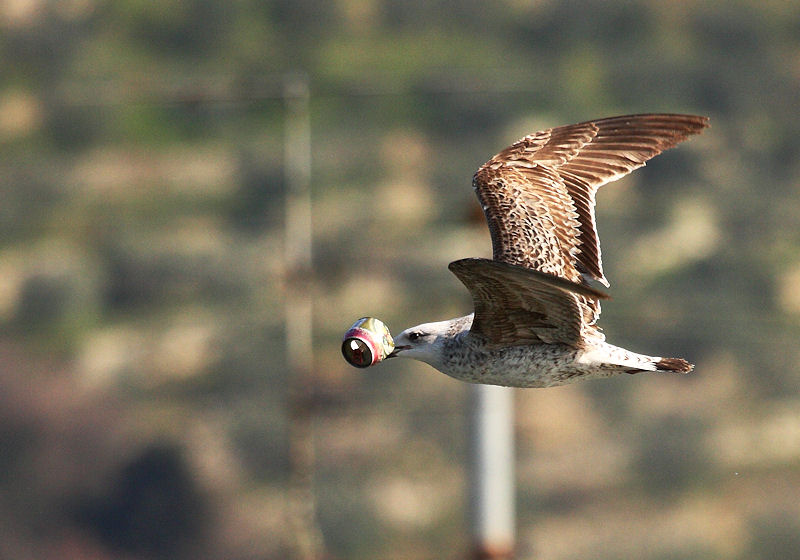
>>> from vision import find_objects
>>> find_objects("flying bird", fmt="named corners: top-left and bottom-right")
top-left (387, 114), bottom-right (708, 387)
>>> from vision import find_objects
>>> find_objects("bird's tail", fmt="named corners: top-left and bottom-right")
top-left (586, 342), bottom-right (695, 375)
top-left (595, 343), bottom-right (695, 375)
top-left (654, 357), bottom-right (694, 373)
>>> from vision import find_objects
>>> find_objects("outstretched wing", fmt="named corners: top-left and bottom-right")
top-left (449, 258), bottom-right (608, 348)
top-left (473, 114), bottom-right (709, 287)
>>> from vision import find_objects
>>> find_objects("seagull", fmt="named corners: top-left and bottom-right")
top-left (387, 114), bottom-right (708, 387)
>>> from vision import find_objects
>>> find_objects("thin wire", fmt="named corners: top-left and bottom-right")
top-left (53, 71), bottom-right (543, 107)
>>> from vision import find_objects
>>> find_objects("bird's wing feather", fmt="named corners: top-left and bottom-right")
top-left (473, 114), bottom-right (709, 288)
top-left (449, 258), bottom-right (608, 348)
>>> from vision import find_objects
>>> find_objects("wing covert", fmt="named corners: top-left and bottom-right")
top-left (448, 258), bottom-right (608, 348)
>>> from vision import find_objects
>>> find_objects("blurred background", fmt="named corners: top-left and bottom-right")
top-left (3, 1), bottom-right (800, 559)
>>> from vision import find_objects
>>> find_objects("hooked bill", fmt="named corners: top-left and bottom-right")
top-left (342, 317), bottom-right (394, 368)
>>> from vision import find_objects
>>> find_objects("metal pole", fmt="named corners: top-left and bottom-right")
top-left (469, 384), bottom-right (515, 559)
top-left (283, 72), bottom-right (324, 560)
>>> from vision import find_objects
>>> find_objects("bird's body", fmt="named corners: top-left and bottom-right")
top-left (388, 114), bottom-right (708, 387)
top-left (396, 313), bottom-right (690, 388)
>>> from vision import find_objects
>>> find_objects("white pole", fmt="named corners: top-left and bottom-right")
top-left (469, 383), bottom-right (515, 559)
top-left (283, 72), bottom-right (324, 560)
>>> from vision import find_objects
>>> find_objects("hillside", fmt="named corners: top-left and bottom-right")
top-left (2, 2), bottom-right (800, 559)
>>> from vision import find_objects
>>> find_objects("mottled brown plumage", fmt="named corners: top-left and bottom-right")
top-left (474, 114), bottom-right (709, 284)
top-left (469, 114), bottom-right (709, 341)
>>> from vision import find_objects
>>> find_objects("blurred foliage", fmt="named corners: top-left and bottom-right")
top-left (2, 1), bottom-right (800, 559)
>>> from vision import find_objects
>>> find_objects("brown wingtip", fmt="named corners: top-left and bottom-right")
top-left (656, 357), bottom-right (694, 374)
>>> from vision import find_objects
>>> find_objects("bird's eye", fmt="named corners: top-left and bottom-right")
top-left (409, 331), bottom-right (424, 341)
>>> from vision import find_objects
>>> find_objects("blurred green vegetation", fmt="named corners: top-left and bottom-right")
top-left (2, 1), bottom-right (800, 559)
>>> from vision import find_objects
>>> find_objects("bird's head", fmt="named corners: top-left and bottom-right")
top-left (387, 319), bottom-right (452, 368)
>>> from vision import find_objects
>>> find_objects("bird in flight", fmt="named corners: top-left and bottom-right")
top-left (387, 114), bottom-right (708, 387)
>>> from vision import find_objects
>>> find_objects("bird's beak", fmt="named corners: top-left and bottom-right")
top-left (387, 345), bottom-right (410, 359)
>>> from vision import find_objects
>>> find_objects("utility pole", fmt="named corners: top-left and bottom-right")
top-left (469, 384), bottom-right (515, 559)
top-left (283, 72), bottom-right (324, 560)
